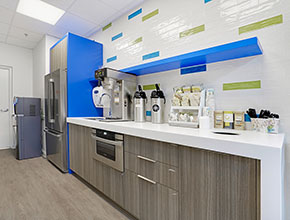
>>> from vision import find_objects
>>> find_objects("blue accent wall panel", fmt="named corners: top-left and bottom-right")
top-left (143, 51), bottom-right (160, 60)
top-left (112, 32), bottom-right (123, 41)
top-left (181, 65), bottom-right (207, 75)
top-left (67, 33), bottom-right (103, 117)
top-left (107, 56), bottom-right (117, 63)
top-left (128, 8), bottom-right (142, 20)
top-left (121, 37), bottom-right (262, 76)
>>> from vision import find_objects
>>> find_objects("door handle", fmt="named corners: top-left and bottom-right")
top-left (44, 129), bottom-right (62, 138)
top-left (137, 175), bottom-right (157, 185)
top-left (0, 109), bottom-right (8, 112)
top-left (137, 155), bottom-right (156, 163)
top-left (91, 134), bottom-right (123, 147)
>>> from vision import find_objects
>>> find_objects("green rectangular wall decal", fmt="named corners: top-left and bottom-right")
top-left (142, 9), bottom-right (159, 22)
top-left (239, 15), bottom-right (283, 34)
top-left (132, 37), bottom-right (143, 45)
top-left (102, 23), bottom-right (112, 31)
top-left (223, 80), bottom-right (261, 91)
top-left (143, 84), bottom-right (160, 91)
top-left (180, 24), bottom-right (205, 38)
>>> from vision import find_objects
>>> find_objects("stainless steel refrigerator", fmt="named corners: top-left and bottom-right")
top-left (44, 69), bottom-right (68, 172)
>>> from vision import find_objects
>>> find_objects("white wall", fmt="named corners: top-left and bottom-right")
top-left (0, 43), bottom-right (33, 97)
top-left (90, 0), bottom-right (290, 218)
top-left (33, 35), bottom-right (59, 156)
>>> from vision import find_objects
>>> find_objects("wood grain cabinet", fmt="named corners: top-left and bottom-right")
top-left (124, 135), bottom-right (179, 220)
top-left (179, 146), bottom-right (260, 220)
top-left (50, 37), bottom-right (67, 72)
top-left (69, 124), bottom-right (92, 181)
top-left (70, 126), bottom-right (260, 220)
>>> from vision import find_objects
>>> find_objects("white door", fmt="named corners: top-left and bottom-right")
top-left (0, 68), bottom-right (11, 149)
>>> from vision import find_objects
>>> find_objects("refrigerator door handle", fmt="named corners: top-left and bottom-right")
top-left (44, 129), bottom-right (61, 138)
top-left (49, 79), bottom-right (55, 123)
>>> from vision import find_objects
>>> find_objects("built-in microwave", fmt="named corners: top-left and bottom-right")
top-left (91, 129), bottom-right (124, 172)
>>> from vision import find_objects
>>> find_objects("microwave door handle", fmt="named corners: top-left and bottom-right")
top-left (91, 134), bottom-right (123, 147)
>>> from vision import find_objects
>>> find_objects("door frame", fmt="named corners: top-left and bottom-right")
top-left (0, 65), bottom-right (13, 149)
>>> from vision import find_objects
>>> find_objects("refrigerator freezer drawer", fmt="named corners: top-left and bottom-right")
top-left (45, 129), bottom-right (67, 172)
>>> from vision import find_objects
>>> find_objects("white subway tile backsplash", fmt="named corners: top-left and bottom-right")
top-left (89, 1), bottom-right (290, 215)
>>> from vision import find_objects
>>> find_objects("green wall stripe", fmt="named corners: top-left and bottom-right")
top-left (102, 23), bottom-right (112, 31)
top-left (239, 15), bottom-right (283, 34)
top-left (132, 37), bottom-right (143, 45)
top-left (142, 9), bottom-right (159, 22)
top-left (223, 80), bottom-right (261, 91)
top-left (143, 84), bottom-right (160, 91)
top-left (180, 24), bottom-right (205, 38)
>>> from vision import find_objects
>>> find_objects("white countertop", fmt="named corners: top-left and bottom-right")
top-left (67, 117), bottom-right (284, 160)
top-left (67, 117), bottom-right (285, 220)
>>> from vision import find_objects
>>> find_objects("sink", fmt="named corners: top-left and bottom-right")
top-left (212, 131), bottom-right (240, 136)
top-left (85, 117), bottom-right (104, 121)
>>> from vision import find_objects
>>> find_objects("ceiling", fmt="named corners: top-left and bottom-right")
top-left (0, 0), bottom-right (143, 49)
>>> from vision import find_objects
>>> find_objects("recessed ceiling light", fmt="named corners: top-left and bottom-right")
top-left (16, 0), bottom-right (65, 25)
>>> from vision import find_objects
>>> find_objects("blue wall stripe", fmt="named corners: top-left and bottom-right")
top-left (112, 32), bottom-right (123, 41)
top-left (107, 56), bottom-right (117, 63)
top-left (180, 65), bottom-right (207, 75)
top-left (143, 51), bottom-right (160, 61)
top-left (205, 0), bottom-right (212, 3)
top-left (128, 8), bottom-right (142, 20)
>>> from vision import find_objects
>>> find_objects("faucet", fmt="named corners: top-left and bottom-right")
top-left (99, 93), bottom-right (112, 118)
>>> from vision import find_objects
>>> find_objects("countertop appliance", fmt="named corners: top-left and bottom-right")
top-left (91, 128), bottom-right (124, 172)
top-left (95, 68), bottom-right (137, 121)
top-left (134, 85), bottom-right (147, 122)
top-left (14, 97), bottom-right (42, 160)
top-left (151, 84), bottom-right (166, 124)
top-left (45, 33), bottom-right (103, 173)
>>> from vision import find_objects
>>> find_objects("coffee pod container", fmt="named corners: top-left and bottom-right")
top-left (151, 84), bottom-right (166, 124)
top-left (134, 85), bottom-right (147, 122)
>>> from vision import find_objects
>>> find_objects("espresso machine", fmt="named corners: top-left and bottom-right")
top-left (94, 68), bottom-right (137, 121)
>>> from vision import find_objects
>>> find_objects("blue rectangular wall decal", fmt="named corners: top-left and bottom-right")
top-left (128, 8), bottom-right (142, 20)
top-left (112, 32), bottom-right (123, 41)
top-left (181, 65), bottom-right (207, 75)
top-left (143, 51), bottom-right (160, 61)
top-left (205, 0), bottom-right (212, 3)
top-left (107, 56), bottom-right (117, 63)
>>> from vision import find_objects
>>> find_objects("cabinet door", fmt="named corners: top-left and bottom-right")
top-left (69, 124), bottom-right (91, 181)
top-left (138, 174), bottom-right (178, 220)
top-left (179, 146), bottom-right (259, 220)
top-left (102, 165), bottom-right (125, 207)
top-left (50, 37), bottom-right (67, 72)
top-left (157, 185), bottom-right (178, 220)
top-left (138, 174), bottom-right (158, 220)
top-left (123, 170), bottom-right (140, 219)
top-left (91, 158), bottom-right (104, 192)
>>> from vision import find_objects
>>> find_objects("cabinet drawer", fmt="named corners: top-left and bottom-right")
top-left (124, 135), bottom-right (179, 167)
top-left (159, 163), bottom-right (179, 191)
top-left (125, 152), bottom-right (179, 191)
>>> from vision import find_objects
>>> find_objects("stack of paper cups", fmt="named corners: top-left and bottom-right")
top-left (199, 116), bottom-right (210, 129)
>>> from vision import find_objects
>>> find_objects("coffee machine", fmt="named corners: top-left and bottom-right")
top-left (94, 68), bottom-right (137, 121)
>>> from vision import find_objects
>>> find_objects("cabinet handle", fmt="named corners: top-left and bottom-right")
top-left (137, 175), bottom-right (156, 185)
top-left (168, 169), bottom-right (176, 173)
top-left (137, 155), bottom-right (156, 163)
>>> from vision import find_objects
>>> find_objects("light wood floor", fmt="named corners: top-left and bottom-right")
top-left (0, 149), bottom-right (132, 220)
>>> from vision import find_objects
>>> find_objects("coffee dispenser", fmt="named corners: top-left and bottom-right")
top-left (95, 68), bottom-right (136, 121)
top-left (151, 84), bottom-right (166, 124)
